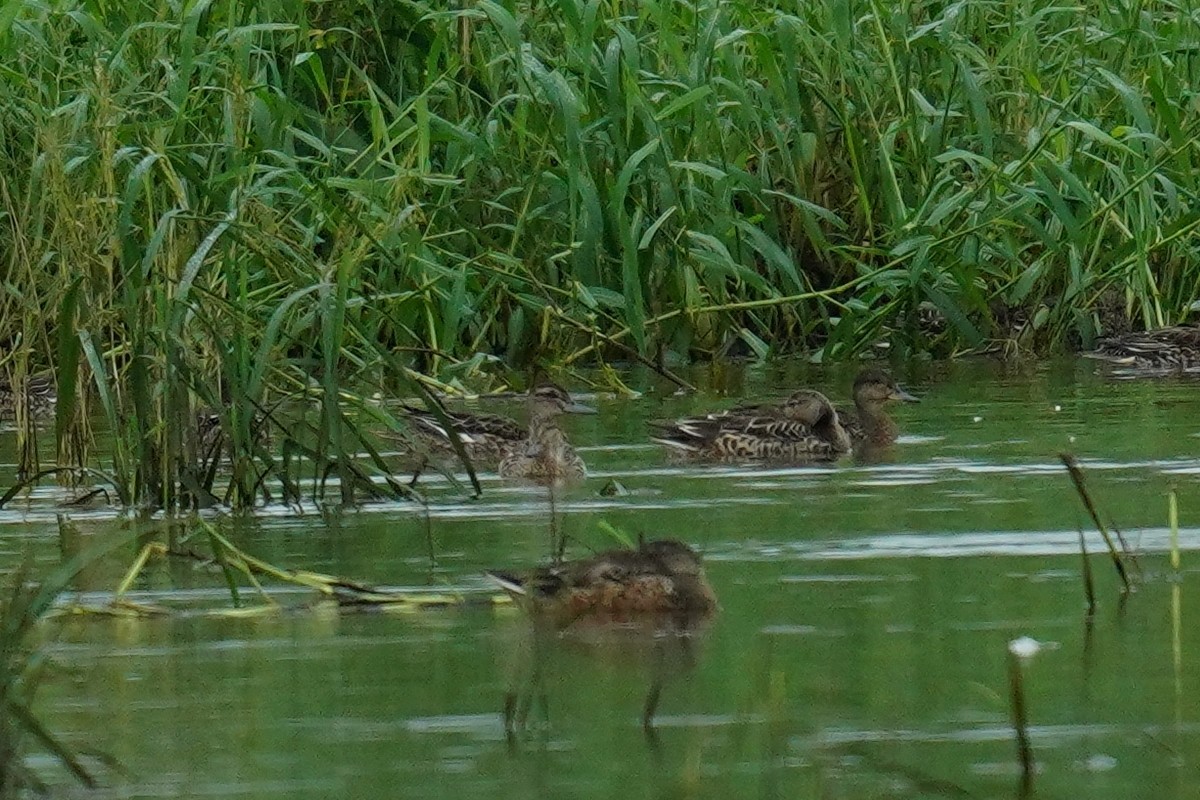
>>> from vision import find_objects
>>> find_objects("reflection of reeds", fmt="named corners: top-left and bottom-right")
top-left (1076, 528), bottom-right (1096, 616)
top-left (1059, 453), bottom-right (1131, 594)
top-left (499, 619), bottom-right (705, 748)
top-left (0, 535), bottom-right (135, 794)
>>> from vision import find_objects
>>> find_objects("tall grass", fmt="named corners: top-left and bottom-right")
top-left (3, 0), bottom-right (1200, 505)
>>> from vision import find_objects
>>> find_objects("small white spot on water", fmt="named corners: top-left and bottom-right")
top-left (1009, 636), bottom-right (1042, 658)
top-left (760, 624), bottom-right (822, 636)
top-left (1077, 754), bottom-right (1118, 772)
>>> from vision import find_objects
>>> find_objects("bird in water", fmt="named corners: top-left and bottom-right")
top-left (0, 375), bottom-right (57, 421)
top-left (649, 389), bottom-right (851, 462)
top-left (399, 399), bottom-right (526, 469)
top-left (400, 383), bottom-right (595, 483)
top-left (836, 369), bottom-right (918, 446)
top-left (486, 538), bottom-right (718, 629)
top-left (495, 384), bottom-right (595, 485)
top-left (1085, 324), bottom-right (1200, 371)
top-left (492, 539), bottom-right (716, 737)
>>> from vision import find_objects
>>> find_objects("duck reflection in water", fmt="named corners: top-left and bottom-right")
top-left (487, 538), bottom-right (717, 744)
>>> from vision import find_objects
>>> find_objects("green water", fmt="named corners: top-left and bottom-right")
top-left (4, 359), bottom-right (1200, 798)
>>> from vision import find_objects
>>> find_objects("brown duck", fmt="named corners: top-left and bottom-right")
top-left (487, 538), bottom-right (718, 628)
top-left (649, 389), bottom-right (851, 461)
top-left (400, 383), bottom-right (594, 480)
top-left (836, 369), bottom-right (918, 446)
top-left (0, 376), bottom-right (56, 421)
top-left (1085, 324), bottom-right (1200, 370)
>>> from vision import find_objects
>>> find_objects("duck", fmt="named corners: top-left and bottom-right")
top-left (836, 369), bottom-right (918, 446)
top-left (401, 383), bottom-right (594, 480)
top-left (0, 375), bottom-right (57, 421)
top-left (399, 400), bottom-right (526, 468)
top-left (649, 389), bottom-right (851, 462)
top-left (196, 408), bottom-right (272, 462)
top-left (497, 384), bottom-right (595, 484)
top-left (1085, 324), bottom-right (1200, 370)
top-left (486, 538), bottom-right (717, 628)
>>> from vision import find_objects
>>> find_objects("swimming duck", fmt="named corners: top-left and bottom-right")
top-left (0, 375), bottom-right (57, 421)
top-left (836, 369), bottom-right (918, 446)
top-left (1085, 324), bottom-right (1200, 370)
top-left (649, 389), bottom-right (851, 461)
top-left (401, 383), bottom-right (594, 480)
top-left (497, 384), bottom-right (595, 484)
top-left (486, 538), bottom-right (717, 628)
top-left (399, 400), bottom-right (526, 468)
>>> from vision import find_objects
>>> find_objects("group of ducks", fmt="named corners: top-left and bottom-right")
top-left (401, 369), bottom-right (917, 485)
top-left (402, 319), bottom-right (1200, 627)
top-left (399, 368), bottom-right (919, 627)
top-left (1, 321), bottom-right (1197, 628)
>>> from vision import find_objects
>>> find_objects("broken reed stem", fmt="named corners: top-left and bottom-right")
top-left (1059, 453), bottom-right (1131, 593)
top-left (1007, 648), bottom-right (1034, 792)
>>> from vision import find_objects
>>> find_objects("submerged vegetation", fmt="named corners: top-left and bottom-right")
top-left (3, 0), bottom-right (1200, 506)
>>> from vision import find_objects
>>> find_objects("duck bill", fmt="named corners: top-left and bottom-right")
top-left (891, 387), bottom-right (919, 402)
top-left (565, 401), bottom-right (598, 414)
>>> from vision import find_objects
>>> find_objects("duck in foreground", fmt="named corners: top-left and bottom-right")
top-left (1085, 324), bottom-right (1200, 370)
top-left (486, 538), bottom-right (718, 629)
top-left (836, 369), bottom-right (918, 446)
top-left (399, 383), bottom-right (594, 480)
top-left (649, 389), bottom-right (851, 462)
top-left (0, 375), bottom-right (57, 421)
top-left (496, 384), bottom-right (595, 485)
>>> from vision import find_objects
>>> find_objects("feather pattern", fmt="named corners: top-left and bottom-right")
top-left (0, 375), bottom-right (57, 421)
top-left (650, 389), bottom-right (850, 461)
top-left (486, 538), bottom-right (717, 627)
top-left (1086, 324), bottom-right (1200, 370)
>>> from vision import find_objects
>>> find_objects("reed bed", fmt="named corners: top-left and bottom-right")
top-left (3, 0), bottom-right (1200, 506)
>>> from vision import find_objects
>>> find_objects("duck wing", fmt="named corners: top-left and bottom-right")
top-left (401, 404), bottom-right (524, 443)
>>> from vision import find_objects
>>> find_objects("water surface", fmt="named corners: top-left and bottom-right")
top-left (4, 358), bottom-right (1200, 798)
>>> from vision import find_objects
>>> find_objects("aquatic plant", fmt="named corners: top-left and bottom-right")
top-left (0, 546), bottom-right (126, 794)
top-left (4, 0), bottom-right (1200, 506)
top-left (1059, 454), bottom-right (1131, 594)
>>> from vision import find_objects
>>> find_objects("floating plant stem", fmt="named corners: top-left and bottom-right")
top-left (1169, 486), bottom-right (1180, 571)
top-left (1059, 453), bottom-right (1131, 593)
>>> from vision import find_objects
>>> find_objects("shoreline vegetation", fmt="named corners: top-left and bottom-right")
top-left (3, 0), bottom-right (1200, 507)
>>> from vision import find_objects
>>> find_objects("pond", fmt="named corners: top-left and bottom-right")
top-left (3, 358), bottom-right (1200, 798)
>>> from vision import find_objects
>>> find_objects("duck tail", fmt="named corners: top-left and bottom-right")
top-left (484, 570), bottom-right (528, 598)
top-left (400, 405), bottom-right (454, 440)
top-left (647, 419), bottom-right (713, 452)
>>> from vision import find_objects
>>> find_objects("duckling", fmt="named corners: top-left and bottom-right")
top-left (497, 384), bottom-right (595, 484)
top-left (836, 369), bottom-right (918, 446)
top-left (0, 375), bottom-right (57, 421)
top-left (650, 389), bottom-right (850, 461)
top-left (1085, 324), bottom-right (1200, 370)
top-left (486, 538), bottom-right (717, 628)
